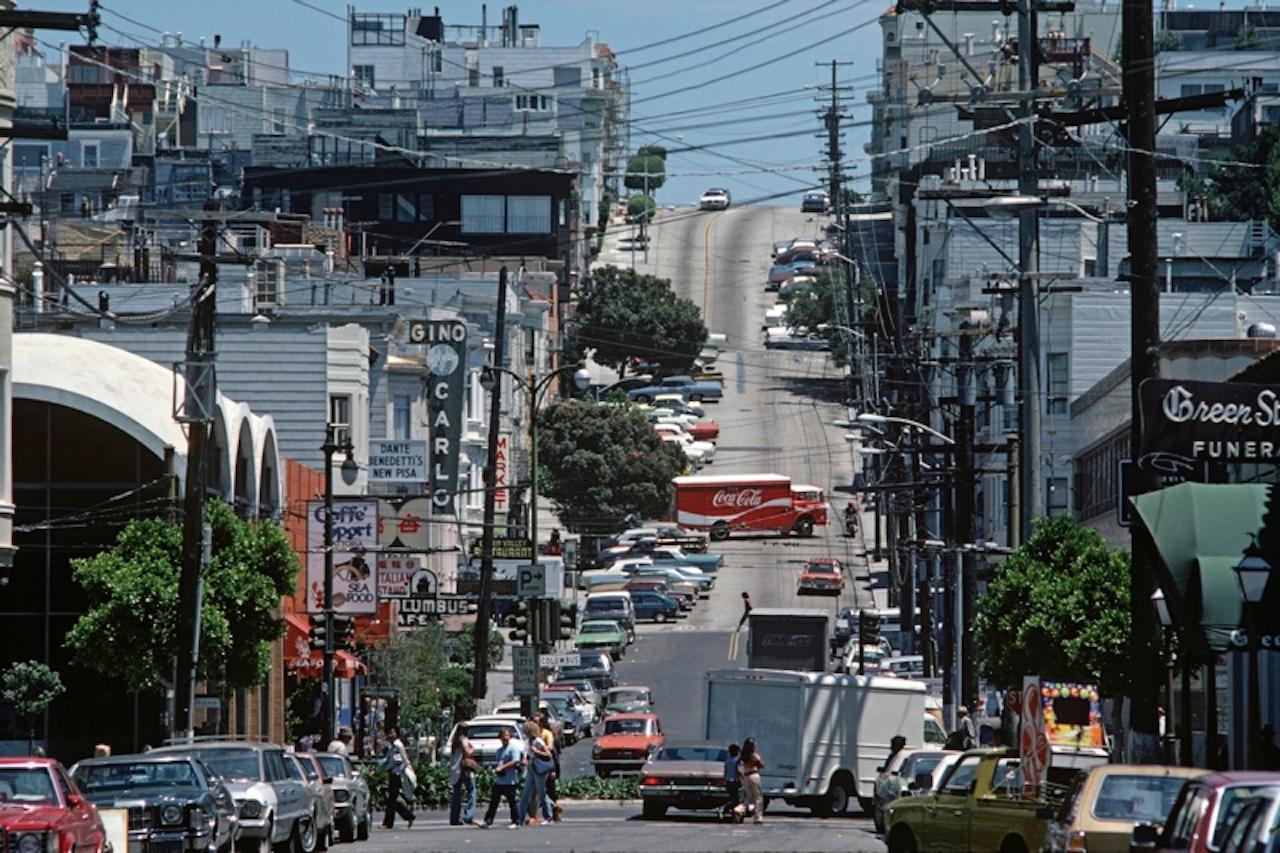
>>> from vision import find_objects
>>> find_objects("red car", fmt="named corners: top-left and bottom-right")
top-left (592, 713), bottom-right (665, 777)
top-left (0, 757), bottom-right (108, 853)
top-left (798, 558), bottom-right (845, 595)
top-left (1137, 770), bottom-right (1280, 852)
top-left (685, 421), bottom-right (720, 442)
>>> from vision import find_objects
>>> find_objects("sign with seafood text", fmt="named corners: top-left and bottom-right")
top-left (1139, 378), bottom-right (1280, 471)
top-left (306, 499), bottom-right (379, 614)
top-left (411, 319), bottom-right (467, 514)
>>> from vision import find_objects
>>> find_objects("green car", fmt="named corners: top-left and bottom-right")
top-left (575, 619), bottom-right (628, 661)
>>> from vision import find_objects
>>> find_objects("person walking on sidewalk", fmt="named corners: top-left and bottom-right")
top-left (537, 710), bottom-right (564, 822)
top-left (524, 726), bottom-right (556, 826)
top-left (482, 727), bottom-right (523, 829)
top-left (721, 742), bottom-right (741, 819)
top-left (737, 592), bottom-right (753, 630)
top-left (448, 729), bottom-right (479, 826)
top-left (738, 737), bottom-right (766, 825)
top-left (377, 727), bottom-right (415, 829)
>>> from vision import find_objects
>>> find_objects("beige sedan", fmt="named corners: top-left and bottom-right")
top-left (1042, 764), bottom-right (1207, 853)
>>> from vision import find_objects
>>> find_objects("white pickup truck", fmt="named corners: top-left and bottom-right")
top-left (704, 668), bottom-right (925, 816)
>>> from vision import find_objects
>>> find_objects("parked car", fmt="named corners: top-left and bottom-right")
top-left (801, 191), bottom-right (831, 213)
top-left (575, 618), bottom-right (629, 660)
top-left (778, 274), bottom-right (819, 300)
top-left (0, 757), bottom-right (108, 853)
top-left (797, 558), bottom-right (844, 595)
top-left (488, 702), bottom-right (567, 748)
top-left (71, 752), bottom-right (239, 853)
top-left (768, 259), bottom-right (819, 286)
top-left (583, 592), bottom-right (637, 642)
top-left (764, 327), bottom-right (830, 351)
top-left (774, 240), bottom-right (818, 264)
top-left (883, 655), bottom-right (925, 680)
top-left (290, 754), bottom-right (335, 851)
top-left (1043, 764), bottom-right (1207, 853)
top-left (699, 188), bottom-right (731, 210)
top-left (629, 589), bottom-right (681, 622)
top-left (627, 375), bottom-right (723, 404)
top-left (553, 663), bottom-right (616, 693)
top-left (443, 718), bottom-right (529, 768)
top-left (150, 741), bottom-right (313, 853)
top-left (871, 748), bottom-right (953, 832)
top-left (605, 686), bottom-right (654, 715)
top-left (592, 713), bottom-right (665, 777)
top-left (315, 752), bottom-right (370, 843)
top-left (639, 743), bottom-right (732, 819)
top-left (543, 681), bottom-right (604, 720)
top-left (653, 423), bottom-right (716, 463)
top-left (603, 539), bottom-right (723, 573)
top-left (540, 693), bottom-right (586, 744)
top-left (625, 579), bottom-right (694, 610)
top-left (1217, 785), bottom-right (1280, 853)
top-left (1132, 771), bottom-right (1280, 853)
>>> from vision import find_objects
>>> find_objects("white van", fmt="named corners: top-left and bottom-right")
top-left (704, 668), bottom-right (924, 817)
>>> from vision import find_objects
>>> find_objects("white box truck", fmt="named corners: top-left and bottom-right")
top-left (703, 668), bottom-right (925, 816)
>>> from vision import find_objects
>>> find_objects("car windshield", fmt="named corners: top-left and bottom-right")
top-left (190, 748), bottom-right (261, 782)
top-left (296, 758), bottom-right (319, 781)
top-left (604, 719), bottom-right (650, 735)
top-left (806, 563), bottom-right (835, 574)
top-left (317, 756), bottom-right (348, 778)
top-left (610, 690), bottom-right (649, 704)
top-left (581, 622), bottom-right (618, 634)
top-left (76, 760), bottom-right (202, 795)
top-left (656, 746), bottom-right (727, 762)
top-left (0, 767), bottom-right (58, 805)
top-left (1091, 774), bottom-right (1191, 823)
top-left (1213, 786), bottom-right (1275, 847)
top-left (463, 724), bottom-right (516, 740)
top-left (900, 754), bottom-right (945, 780)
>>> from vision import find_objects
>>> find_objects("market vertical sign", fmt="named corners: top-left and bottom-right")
top-left (306, 499), bottom-right (378, 614)
top-left (410, 319), bottom-right (467, 514)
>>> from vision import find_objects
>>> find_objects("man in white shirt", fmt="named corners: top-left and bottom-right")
top-left (327, 726), bottom-right (353, 755)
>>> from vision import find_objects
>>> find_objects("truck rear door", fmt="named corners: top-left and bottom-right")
top-left (705, 677), bottom-right (800, 793)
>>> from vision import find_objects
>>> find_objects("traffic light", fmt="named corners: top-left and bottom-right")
top-left (536, 599), bottom-right (559, 647)
top-left (308, 619), bottom-right (324, 651)
top-left (333, 615), bottom-right (355, 649)
top-left (858, 610), bottom-right (882, 647)
top-left (509, 600), bottom-right (532, 643)
top-left (558, 603), bottom-right (577, 641)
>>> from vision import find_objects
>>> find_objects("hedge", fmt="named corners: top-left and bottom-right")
top-left (362, 759), bottom-right (638, 809)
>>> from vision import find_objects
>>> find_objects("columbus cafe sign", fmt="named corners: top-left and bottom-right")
top-left (1139, 378), bottom-right (1280, 469)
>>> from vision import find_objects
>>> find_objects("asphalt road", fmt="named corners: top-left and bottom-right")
top-left (361, 802), bottom-right (886, 852)
top-left (453, 205), bottom-right (889, 852)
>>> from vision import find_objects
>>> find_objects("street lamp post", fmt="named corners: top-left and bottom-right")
top-left (1152, 588), bottom-right (1176, 764)
top-left (1233, 554), bottom-right (1274, 770)
top-left (320, 424), bottom-right (356, 746)
top-left (480, 363), bottom-right (591, 559)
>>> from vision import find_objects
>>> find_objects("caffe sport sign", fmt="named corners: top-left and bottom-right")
top-left (410, 320), bottom-right (467, 514)
top-left (1139, 378), bottom-right (1280, 469)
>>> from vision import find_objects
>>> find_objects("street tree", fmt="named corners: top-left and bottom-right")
top-left (65, 500), bottom-right (300, 694)
top-left (572, 266), bottom-right (708, 373)
top-left (784, 271), bottom-right (854, 366)
top-left (1189, 125), bottom-right (1280, 232)
top-left (973, 515), bottom-right (1131, 694)
top-left (626, 194), bottom-right (656, 223)
top-left (623, 151), bottom-right (666, 193)
top-left (535, 400), bottom-right (686, 533)
top-left (367, 622), bottom-right (482, 736)
top-left (1, 661), bottom-right (64, 754)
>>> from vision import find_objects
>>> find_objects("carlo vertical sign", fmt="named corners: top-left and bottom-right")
top-left (411, 320), bottom-right (468, 514)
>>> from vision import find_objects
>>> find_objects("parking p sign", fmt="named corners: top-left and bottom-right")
top-left (517, 563), bottom-right (546, 597)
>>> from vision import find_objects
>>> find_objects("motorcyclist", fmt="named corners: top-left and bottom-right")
top-left (843, 501), bottom-right (858, 534)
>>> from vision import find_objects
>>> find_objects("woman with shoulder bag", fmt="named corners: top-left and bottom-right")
top-left (377, 727), bottom-right (416, 829)
top-left (526, 731), bottom-right (557, 826)
top-left (448, 729), bottom-right (480, 826)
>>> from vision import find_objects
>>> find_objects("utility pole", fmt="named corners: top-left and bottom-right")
top-left (816, 60), bottom-right (859, 402)
top-left (173, 211), bottom-right (218, 740)
top-left (911, 434), bottom-right (932, 677)
top-left (957, 332), bottom-right (979, 714)
top-left (472, 266), bottom-right (509, 701)
top-left (1016, 0), bottom-right (1043, 543)
top-left (1123, 0), bottom-right (1163, 762)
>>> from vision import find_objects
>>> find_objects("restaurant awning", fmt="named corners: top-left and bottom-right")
top-left (1130, 482), bottom-right (1280, 650)
top-left (283, 612), bottom-right (365, 678)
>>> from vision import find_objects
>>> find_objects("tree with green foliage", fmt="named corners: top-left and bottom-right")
top-left (65, 500), bottom-right (300, 694)
top-left (571, 266), bottom-right (708, 373)
top-left (535, 400), bottom-right (685, 533)
top-left (1196, 125), bottom-right (1280, 233)
top-left (783, 271), bottom-right (856, 367)
top-left (973, 515), bottom-right (1131, 695)
top-left (626, 194), bottom-right (656, 223)
top-left (624, 152), bottom-right (666, 193)
top-left (1154, 29), bottom-right (1182, 52)
top-left (1, 661), bottom-right (64, 754)
top-left (366, 623), bottom-right (486, 737)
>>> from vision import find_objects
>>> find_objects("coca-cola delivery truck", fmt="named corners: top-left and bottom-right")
top-left (673, 474), bottom-right (828, 541)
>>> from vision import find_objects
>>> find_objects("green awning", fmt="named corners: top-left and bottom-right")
top-left (1130, 482), bottom-right (1279, 651)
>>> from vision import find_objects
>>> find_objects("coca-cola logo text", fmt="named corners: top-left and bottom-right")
top-left (711, 488), bottom-right (764, 508)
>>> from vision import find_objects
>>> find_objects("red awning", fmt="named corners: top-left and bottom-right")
top-left (283, 612), bottom-right (364, 678)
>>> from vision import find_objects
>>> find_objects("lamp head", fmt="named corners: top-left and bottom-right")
top-left (572, 367), bottom-right (591, 392)
top-left (1234, 554), bottom-right (1274, 604)
top-left (480, 366), bottom-right (497, 393)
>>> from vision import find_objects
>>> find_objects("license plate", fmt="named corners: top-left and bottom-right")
top-left (148, 839), bottom-right (186, 853)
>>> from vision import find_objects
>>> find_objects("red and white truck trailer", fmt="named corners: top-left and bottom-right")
top-left (673, 474), bottom-right (828, 541)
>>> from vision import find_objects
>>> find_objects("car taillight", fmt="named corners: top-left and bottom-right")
top-left (641, 777), bottom-right (661, 786)
top-left (1065, 830), bottom-right (1088, 852)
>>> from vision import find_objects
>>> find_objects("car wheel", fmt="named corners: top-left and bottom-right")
top-left (654, 611), bottom-right (668, 623)
top-left (338, 813), bottom-right (355, 844)
top-left (793, 516), bottom-right (815, 537)
top-left (635, 394), bottom-right (652, 404)
top-left (355, 815), bottom-right (369, 842)
top-left (291, 814), bottom-right (317, 853)
top-left (610, 651), bottom-right (620, 662)
top-left (642, 801), bottom-right (668, 820)
top-left (887, 826), bottom-right (918, 853)
top-left (689, 394), bottom-right (703, 402)
top-left (710, 521), bottom-right (730, 542)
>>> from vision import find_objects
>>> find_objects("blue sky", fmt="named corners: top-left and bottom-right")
top-left (28, 0), bottom-right (891, 203)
